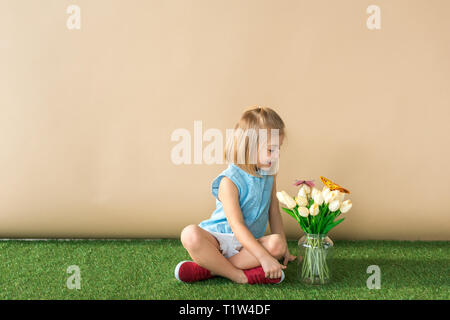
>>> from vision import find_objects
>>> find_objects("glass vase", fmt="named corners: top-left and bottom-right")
top-left (298, 233), bottom-right (334, 285)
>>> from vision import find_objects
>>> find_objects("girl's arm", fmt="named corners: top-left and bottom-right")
top-left (269, 174), bottom-right (297, 265)
top-left (218, 177), bottom-right (272, 262)
top-left (268, 174), bottom-right (287, 238)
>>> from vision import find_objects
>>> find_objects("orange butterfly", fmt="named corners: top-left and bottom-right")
top-left (320, 176), bottom-right (350, 194)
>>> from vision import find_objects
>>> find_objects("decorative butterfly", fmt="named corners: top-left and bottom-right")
top-left (320, 176), bottom-right (350, 194)
top-left (293, 179), bottom-right (315, 188)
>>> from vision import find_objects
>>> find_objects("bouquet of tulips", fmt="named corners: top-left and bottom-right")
top-left (276, 177), bottom-right (352, 284)
top-left (276, 180), bottom-right (352, 235)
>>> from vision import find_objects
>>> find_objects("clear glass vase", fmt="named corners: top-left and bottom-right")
top-left (298, 233), bottom-right (334, 285)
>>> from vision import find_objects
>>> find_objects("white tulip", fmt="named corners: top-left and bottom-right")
top-left (340, 199), bottom-right (352, 213)
top-left (330, 190), bottom-right (340, 202)
top-left (313, 192), bottom-right (324, 206)
top-left (276, 191), bottom-right (288, 207)
top-left (309, 203), bottom-right (319, 216)
top-left (276, 191), bottom-right (297, 209)
top-left (322, 187), bottom-right (331, 202)
top-left (329, 199), bottom-right (341, 212)
top-left (300, 184), bottom-right (311, 195)
top-left (297, 187), bottom-right (308, 199)
top-left (283, 191), bottom-right (297, 209)
top-left (325, 190), bottom-right (339, 204)
top-left (297, 206), bottom-right (309, 217)
top-left (311, 187), bottom-right (320, 200)
top-left (323, 191), bottom-right (332, 203)
top-left (295, 195), bottom-right (308, 207)
top-left (337, 191), bottom-right (345, 202)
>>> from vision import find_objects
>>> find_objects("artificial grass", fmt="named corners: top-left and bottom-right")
top-left (0, 239), bottom-right (448, 300)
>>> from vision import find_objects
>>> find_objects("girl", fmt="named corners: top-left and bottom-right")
top-left (175, 106), bottom-right (297, 285)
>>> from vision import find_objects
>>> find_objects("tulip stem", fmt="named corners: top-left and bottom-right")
top-left (300, 235), bottom-right (330, 285)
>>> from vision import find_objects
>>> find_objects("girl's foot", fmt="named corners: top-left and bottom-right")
top-left (243, 266), bottom-right (285, 284)
top-left (174, 261), bottom-right (214, 283)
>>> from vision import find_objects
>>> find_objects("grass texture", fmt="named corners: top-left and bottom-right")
top-left (0, 239), bottom-right (448, 300)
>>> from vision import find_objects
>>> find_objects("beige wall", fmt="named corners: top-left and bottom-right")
top-left (1, 0), bottom-right (449, 240)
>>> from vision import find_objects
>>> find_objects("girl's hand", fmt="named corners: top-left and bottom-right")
top-left (282, 248), bottom-right (297, 266)
top-left (260, 255), bottom-right (287, 279)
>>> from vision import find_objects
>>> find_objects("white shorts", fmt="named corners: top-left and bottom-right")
top-left (207, 230), bottom-right (243, 258)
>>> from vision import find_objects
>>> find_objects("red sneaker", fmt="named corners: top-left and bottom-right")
top-left (243, 266), bottom-right (285, 285)
top-left (174, 261), bottom-right (214, 283)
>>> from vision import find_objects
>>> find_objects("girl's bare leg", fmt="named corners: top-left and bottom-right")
top-left (181, 226), bottom-right (287, 283)
top-left (227, 233), bottom-right (287, 270)
top-left (180, 225), bottom-right (248, 284)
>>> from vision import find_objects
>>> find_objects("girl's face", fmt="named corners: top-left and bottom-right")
top-left (257, 134), bottom-right (283, 169)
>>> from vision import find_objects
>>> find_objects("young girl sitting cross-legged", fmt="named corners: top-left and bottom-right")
top-left (175, 106), bottom-right (297, 285)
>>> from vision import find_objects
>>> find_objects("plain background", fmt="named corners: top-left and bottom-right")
top-left (0, 0), bottom-right (449, 240)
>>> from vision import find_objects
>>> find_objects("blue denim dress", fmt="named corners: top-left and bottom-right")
top-left (198, 163), bottom-right (274, 239)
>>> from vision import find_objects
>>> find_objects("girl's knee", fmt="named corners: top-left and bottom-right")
top-left (180, 224), bottom-right (203, 251)
top-left (266, 234), bottom-right (287, 259)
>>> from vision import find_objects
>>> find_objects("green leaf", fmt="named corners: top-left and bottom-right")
top-left (321, 211), bottom-right (338, 233)
top-left (281, 207), bottom-right (298, 221)
top-left (323, 218), bottom-right (345, 234)
top-left (292, 207), bottom-right (304, 227)
top-left (295, 208), bottom-right (311, 233)
top-left (300, 216), bottom-right (311, 233)
top-left (282, 207), bottom-right (307, 232)
top-left (317, 211), bottom-right (326, 234)
top-left (306, 197), bottom-right (313, 210)
top-left (323, 213), bottom-right (335, 225)
top-left (315, 204), bottom-right (328, 233)
top-left (310, 215), bottom-right (315, 233)
top-left (323, 203), bottom-right (329, 214)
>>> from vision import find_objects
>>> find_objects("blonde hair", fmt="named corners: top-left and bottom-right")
top-left (224, 105), bottom-right (286, 177)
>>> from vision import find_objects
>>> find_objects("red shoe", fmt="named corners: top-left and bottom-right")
top-left (174, 261), bottom-right (214, 283)
top-left (243, 266), bottom-right (285, 285)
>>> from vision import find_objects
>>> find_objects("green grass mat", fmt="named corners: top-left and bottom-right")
top-left (0, 239), bottom-right (448, 299)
